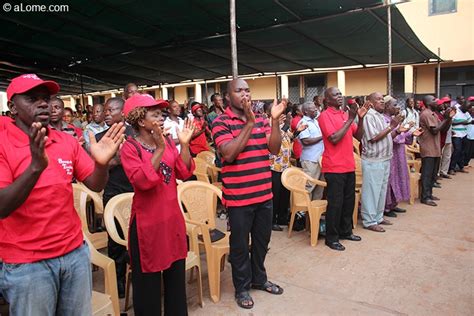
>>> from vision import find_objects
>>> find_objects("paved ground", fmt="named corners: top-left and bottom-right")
top-left (103, 170), bottom-right (473, 316)
top-left (4, 170), bottom-right (469, 315)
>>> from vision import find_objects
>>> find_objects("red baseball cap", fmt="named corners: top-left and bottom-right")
top-left (436, 97), bottom-right (451, 105)
top-left (123, 94), bottom-right (169, 116)
top-left (347, 99), bottom-right (356, 105)
top-left (7, 74), bottom-right (60, 101)
top-left (468, 96), bottom-right (474, 101)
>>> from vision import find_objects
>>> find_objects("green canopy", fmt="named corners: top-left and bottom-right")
top-left (0, 0), bottom-right (438, 94)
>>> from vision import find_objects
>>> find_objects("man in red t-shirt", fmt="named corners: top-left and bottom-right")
top-left (318, 87), bottom-right (369, 251)
top-left (0, 74), bottom-right (125, 315)
top-left (189, 102), bottom-right (211, 156)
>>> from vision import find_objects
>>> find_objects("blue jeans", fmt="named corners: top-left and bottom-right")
top-left (0, 242), bottom-right (92, 316)
top-left (361, 159), bottom-right (390, 227)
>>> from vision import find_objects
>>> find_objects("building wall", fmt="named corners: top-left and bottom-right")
top-left (327, 72), bottom-right (337, 88)
top-left (247, 77), bottom-right (277, 100)
top-left (174, 86), bottom-right (188, 103)
top-left (397, 0), bottom-right (473, 62)
top-left (345, 68), bottom-right (387, 96)
top-left (415, 64), bottom-right (436, 94)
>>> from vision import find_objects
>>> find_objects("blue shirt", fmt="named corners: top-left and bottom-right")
top-left (298, 115), bottom-right (324, 163)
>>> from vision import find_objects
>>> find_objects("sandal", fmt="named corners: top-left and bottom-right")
top-left (251, 281), bottom-right (284, 295)
top-left (364, 224), bottom-right (385, 232)
top-left (235, 291), bottom-right (254, 309)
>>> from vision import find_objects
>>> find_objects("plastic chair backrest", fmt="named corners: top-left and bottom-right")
top-left (197, 151), bottom-right (215, 166)
top-left (103, 192), bottom-right (134, 248)
top-left (193, 157), bottom-right (211, 183)
top-left (177, 181), bottom-right (222, 229)
top-left (72, 183), bottom-right (103, 235)
top-left (281, 167), bottom-right (311, 206)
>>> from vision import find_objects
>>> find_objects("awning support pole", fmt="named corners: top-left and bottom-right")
top-left (387, 4), bottom-right (392, 96)
top-left (80, 74), bottom-right (85, 106)
top-left (437, 47), bottom-right (441, 99)
top-left (230, 0), bottom-right (238, 79)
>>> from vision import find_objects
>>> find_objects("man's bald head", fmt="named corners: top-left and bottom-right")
top-left (226, 78), bottom-right (250, 110)
top-left (324, 87), bottom-right (343, 108)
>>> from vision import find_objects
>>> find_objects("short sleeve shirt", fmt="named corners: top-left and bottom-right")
top-left (211, 107), bottom-right (272, 207)
top-left (298, 116), bottom-right (324, 163)
top-left (452, 109), bottom-right (471, 138)
top-left (163, 116), bottom-right (184, 152)
top-left (361, 108), bottom-right (393, 161)
top-left (419, 108), bottom-right (441, 158)
top-left (318, 106), bottom-right (357, 173)
top-left (0, 123), bottom-right (95, 263)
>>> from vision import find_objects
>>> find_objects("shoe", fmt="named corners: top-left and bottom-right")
top-left (433, 182), bottom-right (442, 188)
top-left (340, 234), bottom-right (362, 241)
top-left (440, 174), bottom-right (452, 179)
top-left (384, 210), bottom-right (397, 217)
top-left (364, 224), bottom-right (385, 232)
top-left (272, 224), bottom-right (283, 231)
top-left (421, 199), bottom-right (437, 206)
top-left (393, 207), bottom-right (407, 213)
top-left (448, 170), bottom-right (456, 175)
top-left (430, 195), bottom-right (440, 201)
top-left (379, 219), bottom-right (393, 225)
top-left (325, 241), bottom-right (345, 251)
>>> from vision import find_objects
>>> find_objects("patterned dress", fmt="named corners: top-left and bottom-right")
top-left (384, 114), bottom-right (412, 210)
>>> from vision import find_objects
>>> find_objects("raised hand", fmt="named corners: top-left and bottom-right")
top-left (412, 128), bottom-right (424, 137)
top-left (399, 121), bottom-right (414, 133)
top-left (89, 122), bottom-right (125, 166)
top-left (296, 122), bottom-right (308, 132)
top-left (347, 102), bottom-right (358, 120)
top-left (150, 121), bottom-right (166, 149)
top-left (444, 107), bottom-right (456, 119)
top-left (358, 101), bottom-right (371, 119)
top-left (271, 98), bottom-right (288, 120)
top-left (29, 122), bottom-right (49, 172)
top-left (242, 99), bottom-right (256, 124)
top-left (390, 114), bottom-right (404, 129)
top-left (177, 118), bottom-right (195, 145)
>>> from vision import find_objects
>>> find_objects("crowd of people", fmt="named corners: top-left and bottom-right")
top-left (0, 73), bottom-right (473, 315)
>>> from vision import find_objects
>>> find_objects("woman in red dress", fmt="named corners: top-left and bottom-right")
top-left (121, 94), bottom-right (195, 315)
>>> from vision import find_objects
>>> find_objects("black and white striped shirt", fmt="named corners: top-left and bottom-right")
top-left (361, 108), bottom-right (393, 161)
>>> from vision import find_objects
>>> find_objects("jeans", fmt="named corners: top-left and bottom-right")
top-left (361, 159), bottom-right (390, 227)
top-left (0, 242), bottom-right (92, 316)
top-left (228, 200), bottom-right (273, 294)
top-left (450, 136), bottom-right (466, 171)
top-left (324, 172), bottom-right (355, 243)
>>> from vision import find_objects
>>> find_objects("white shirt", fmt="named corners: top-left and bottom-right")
top-left (164, 116), bottom-right (184, 152)
top-left (403, 107), bottom-right (419, 132)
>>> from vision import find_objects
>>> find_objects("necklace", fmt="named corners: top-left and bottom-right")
top-left (134, 136), bottom-right (156, 153)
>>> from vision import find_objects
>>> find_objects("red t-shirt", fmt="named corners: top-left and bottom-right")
top-left (190, 118), bottom-right (210, 155)
top-left (0, 123), bottom-right (94, 263)
top-left (121, 138), bottom-right (195, 273)
top-left (0, 116), bottom-right (13, 131)
top-left (290, 115), bottom-right (302, 159)
top-left (318, 106), bottom-right (357, 173)
top-left (212, 107), bottom-right (272, 207)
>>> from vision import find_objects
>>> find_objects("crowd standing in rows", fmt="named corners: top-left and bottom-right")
top-left (0, 73), bottom-right (473, 315)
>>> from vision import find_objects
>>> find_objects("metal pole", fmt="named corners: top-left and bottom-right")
top-left (80, 74), bottom-right (85, 106)
top-left (204, 80), bottom-right (209, 106)
top-left (437, 47), bottom-right (441, 99)
top-left (230, 0), bottom-right (238, 78)
top-left (387, 4), bottom-right (392, 95)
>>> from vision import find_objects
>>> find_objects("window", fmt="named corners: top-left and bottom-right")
top-left (186, 87), bottom-right (195, 100)
top-left (429, 0), bottom-right (456, 16)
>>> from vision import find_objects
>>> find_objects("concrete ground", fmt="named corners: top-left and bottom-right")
top-left (101, 170), bottom-right (473, 316)
top-left (4, 171), bottom-right (468, 315)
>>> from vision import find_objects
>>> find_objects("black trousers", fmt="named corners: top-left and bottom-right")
top-left (271, 170), bottom-right (290, 225)
top-left (324, 172), bottom-right (355, 243)
top-left (228, 200), bottom-right (272, 294)
top-left (450, 137), bottom-right (466, 171)
top-left (130, 219), bottom-right (188, 316)
top-left (421, 157), bottom-right (440, 201)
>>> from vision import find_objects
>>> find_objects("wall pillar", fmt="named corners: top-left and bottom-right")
top-left (87, 95), bottom-right (93, 105)
top-left (280, 75), bottom-right (289, 99)
top-left (194, 83), bottom-right (202, 103)
top-left (337, 70), bottom-right (346, 95)
top-left (404, 65), bottom-right (414, 95)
